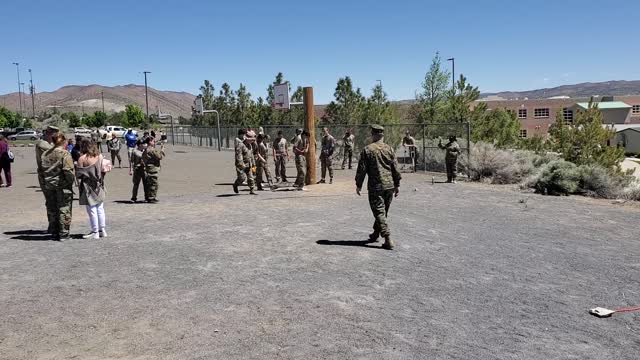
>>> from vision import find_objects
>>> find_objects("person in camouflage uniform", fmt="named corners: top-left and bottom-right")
top-left (293, 129), bottom-right (309, 190)
top-left (35, 126), bottom-right (59, 233)
top-left (129, 139), bottom-right (148, 202)
top-left (142, 137), bottom-right (165, 203)
top-left (355, 124), bottom-right (402, 250)
top-left (233, 130), bottom-right (257, 195)
top-left (318, 127), bottom-right (336, 184)
top-left (272, 130), bottom-right (289, 183)
top-left (439, 135), bottom-right (461, 183)
top-left (342, 130), bottom-right (355, 170)
top-left (402, 130), bottom-right (418, 171)
top-left (255, 133), bottom-right (273, 191)
top-left (41, 133), bottom-right (75, 241)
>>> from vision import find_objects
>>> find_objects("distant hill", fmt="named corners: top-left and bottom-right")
top-left (0, 84), bottom-right (196, 118)
top-left (481, 80), bottom-right (640, 100)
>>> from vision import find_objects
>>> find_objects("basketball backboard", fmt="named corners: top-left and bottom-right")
top-left (273, 82), bottom-right (290, 110)
top-left (194, 96), bottom-right (204, 114)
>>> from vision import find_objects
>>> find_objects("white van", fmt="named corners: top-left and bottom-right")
top-left (105, 126), bottom-right (127, 138)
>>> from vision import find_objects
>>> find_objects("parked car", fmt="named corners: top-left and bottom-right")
top-left (105, 126), bottom-right (127, 138)
top-left (74, 127), bottom-right (92, 137)
top-left (9, 130), bottom-right (42, 141)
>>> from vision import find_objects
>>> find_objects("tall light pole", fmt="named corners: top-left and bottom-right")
top-left (12, 62), bottom-right (22, 115)
top-left (20, 83), bottom-right (26, 114)
top-left (447, 57), bottom-right (455, 92)
top-left (101, 91), bottom-right (105, 113)
top-left (28, 69), bottom-right (36, 119)
top-left (143, 71), bottom-right (151, 120)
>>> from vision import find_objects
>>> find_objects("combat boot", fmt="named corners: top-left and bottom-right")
top-left (367, 232), bottom-right (380, 242)
top-left (329, 178), bottom-right (333, 184)
top-left (232, 183), bottom-right (239, 194)
top-left (381, 236), bottom-right (395, 250)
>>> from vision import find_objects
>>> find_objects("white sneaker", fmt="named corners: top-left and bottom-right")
top-left (99, 229), bottom-right (108, 238)
top-left (83, 232), bottom-right (99, 239)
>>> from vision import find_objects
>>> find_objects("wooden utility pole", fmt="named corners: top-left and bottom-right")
top-left (303, 87), bottom-right (316, 185)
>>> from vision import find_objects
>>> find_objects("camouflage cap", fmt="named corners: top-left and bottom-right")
top-left (371, 124), bottom-right (384, 133)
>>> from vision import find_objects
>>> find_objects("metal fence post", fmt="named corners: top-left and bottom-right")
top-left (422, 124), bottom-right (426, 173)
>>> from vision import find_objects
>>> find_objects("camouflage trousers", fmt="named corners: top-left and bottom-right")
top-left (110, 150), bottom-right (122, 166)
top-left (368, 189), bottom-right (394, 238)
top-left (320, 155), bottom-right (333, 180)
top-left (274, 154), bottom-right (288, 182)
top-left (256, 160), bottom-right (272, 190)
top-left (49, 189), bottom-right (73, 237)
top-left (132, 168), bottom-right (147, 201)
top-left (234, 167), bottom-right (256, 191)
top-left (39, 173), bottom-right (56, 233)
top-left (145, 171), bottom-right (159, 200)
top-left (342, 147), bottom-right (353, 169)
top-left (294, 155), bottom-right (306, 187)
top-left (446, 159), bottom-right (458, 182)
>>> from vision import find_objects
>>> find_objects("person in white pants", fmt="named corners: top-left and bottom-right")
top-left (75, 138), bottom-right (108, 239)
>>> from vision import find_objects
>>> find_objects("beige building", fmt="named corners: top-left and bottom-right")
top-left (478, 95), bottom-right (640, 139)
top-left (612, 125), bottom-right (640, 153)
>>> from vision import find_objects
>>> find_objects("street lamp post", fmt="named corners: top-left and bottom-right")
top-left (20, 83), bottom-right (26, 114)
top-left (447, 57), bottom-right (455, 92)
top-left (28, 69), bottom-right (36, 119)
top-left (12, 62), bottom-right (22, 115)
top-left (101, 91), bottom-right (105, 113)
top-left (143, 71), bottom-right (151, 120)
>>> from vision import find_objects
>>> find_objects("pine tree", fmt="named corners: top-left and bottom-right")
top-left (411, 53), bottom-right (450, 123)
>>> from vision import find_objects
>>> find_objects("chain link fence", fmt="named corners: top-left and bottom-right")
top-left (160, 122), bottom-right (470, 175)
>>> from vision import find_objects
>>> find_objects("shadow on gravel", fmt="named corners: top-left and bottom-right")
top-left (214, 183), bottom-right (236, 186)
top-left (316, 239), bottom-right (382, 249)
top-left (216, 194), bottom-right (241, 198)
top-left (26, 186), bottom-right (40, 189)
top-left (113, 200), bottom-right (147, 204)
top-left (4, 230), bottom-right (48, 235)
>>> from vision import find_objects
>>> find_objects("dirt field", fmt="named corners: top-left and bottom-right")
top-left (1, 144), bottom-right (640, 359)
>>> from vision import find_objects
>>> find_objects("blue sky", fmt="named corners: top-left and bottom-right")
top-left (1, 0), bottom-right (639, 104)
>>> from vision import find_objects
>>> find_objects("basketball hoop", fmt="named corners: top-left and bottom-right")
top-left (273, 82), bottom-right (290, 110)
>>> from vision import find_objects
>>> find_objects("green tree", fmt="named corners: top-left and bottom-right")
top-left (6, 111), bottom-right (21, 129)
top-left (445, 74), bottom-right (485, 123)
top-left (548, 100), bottom-right (625, 172)
top-left (411, 53), bottom-right (450, 123)
top-left (22, 118), bottom-right (33, 129)
top-left (362, 82), bottom-right (398, 125)
top-left (123, 104), bottom-right (145, 128)
top-left (471, 108), bottom-right (521, 148)
top-left (322, 76), bottom-right (365, 124)
top-left (92, 111), bottom-right (108, 127)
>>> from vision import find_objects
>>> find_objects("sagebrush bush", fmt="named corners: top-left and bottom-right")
top-left (621, 182), bottom-right (640, 201)
top-left (492, 150), bottom-right (536, 184)
top-left (577, 164), bottom-right (630, 199)
top-left (464, 142), bottom-right (512, 182)
top-left (525, 160), bottom-right (581, 195)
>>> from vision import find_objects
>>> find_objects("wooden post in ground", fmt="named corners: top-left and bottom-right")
top-left (304, 87), bottom-right (316, 185)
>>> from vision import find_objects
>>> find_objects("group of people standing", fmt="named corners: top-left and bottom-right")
top-left (34, 126), bottom-right (165, 241)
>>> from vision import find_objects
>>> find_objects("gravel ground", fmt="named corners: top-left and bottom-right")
top-left (1, 145), bottom-right (640, 359)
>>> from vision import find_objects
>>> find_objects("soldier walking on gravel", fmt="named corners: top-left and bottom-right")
top-left (438, 135), bottom-right (461, 183)
top-left (233, 130), bottom-right (257, 195)
top-left (272, 130), bottom-right (289, 183)
top-left (342, 130), bottom-right (355, 170)
top-left (355, 125), bottom-right (401, 250)
top-left (318, 127), bottom-right (336, 184)
top-left (293, 129), bottom-right (309, 190)
top-left (255, 134), bottom-right (274, 191)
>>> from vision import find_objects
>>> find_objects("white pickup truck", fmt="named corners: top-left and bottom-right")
top-left (105, 126), bottom-right (127, 138)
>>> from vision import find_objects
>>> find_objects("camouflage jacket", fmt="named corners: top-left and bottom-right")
top-left (257, 142), bottom-right (269, 164)
top-left (355, 139), bottom-right (401, 192)
top-left (35, 139), bottom-right (53, 172)
top-left (235, 141), bottom-right (255, 171)
top-left (143, 148), bottom-right (164, 174)
top-left (321, 134), bottom-right (336, 157)
top-left (41, 146), bottom-right (75, 190)
top-left (343, 134), bottom-right (355, 148)
top-left (439, 141), bottom-right (461, 161)
top-left (293, 135), bottom-right (308, 156)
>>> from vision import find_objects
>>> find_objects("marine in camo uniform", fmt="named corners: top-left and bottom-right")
top-left (41, 133), bottom-right (75, 241)
top-left (342, 130), bottom-right (355, 170)
top-left (35, 125), bottom-right (59, 234)
top-left (272, 130), bottom-right (289, 183)
top-left (355, 124), bottom-right (402, 250)
top-left (129, 139), bottom-right (148, 202)
top-left (293, 129), bottom-right (309, 190)
top-left (318, 127), bottom-right (336, 184)
top-left (142, 136), bottom-right (165, 203)
top-left (233, 130), bottom-right (257, 195)
top-left (438, 135), bottom-right (461, 183)
top-left (255, 133), bottom-right (274, 191)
